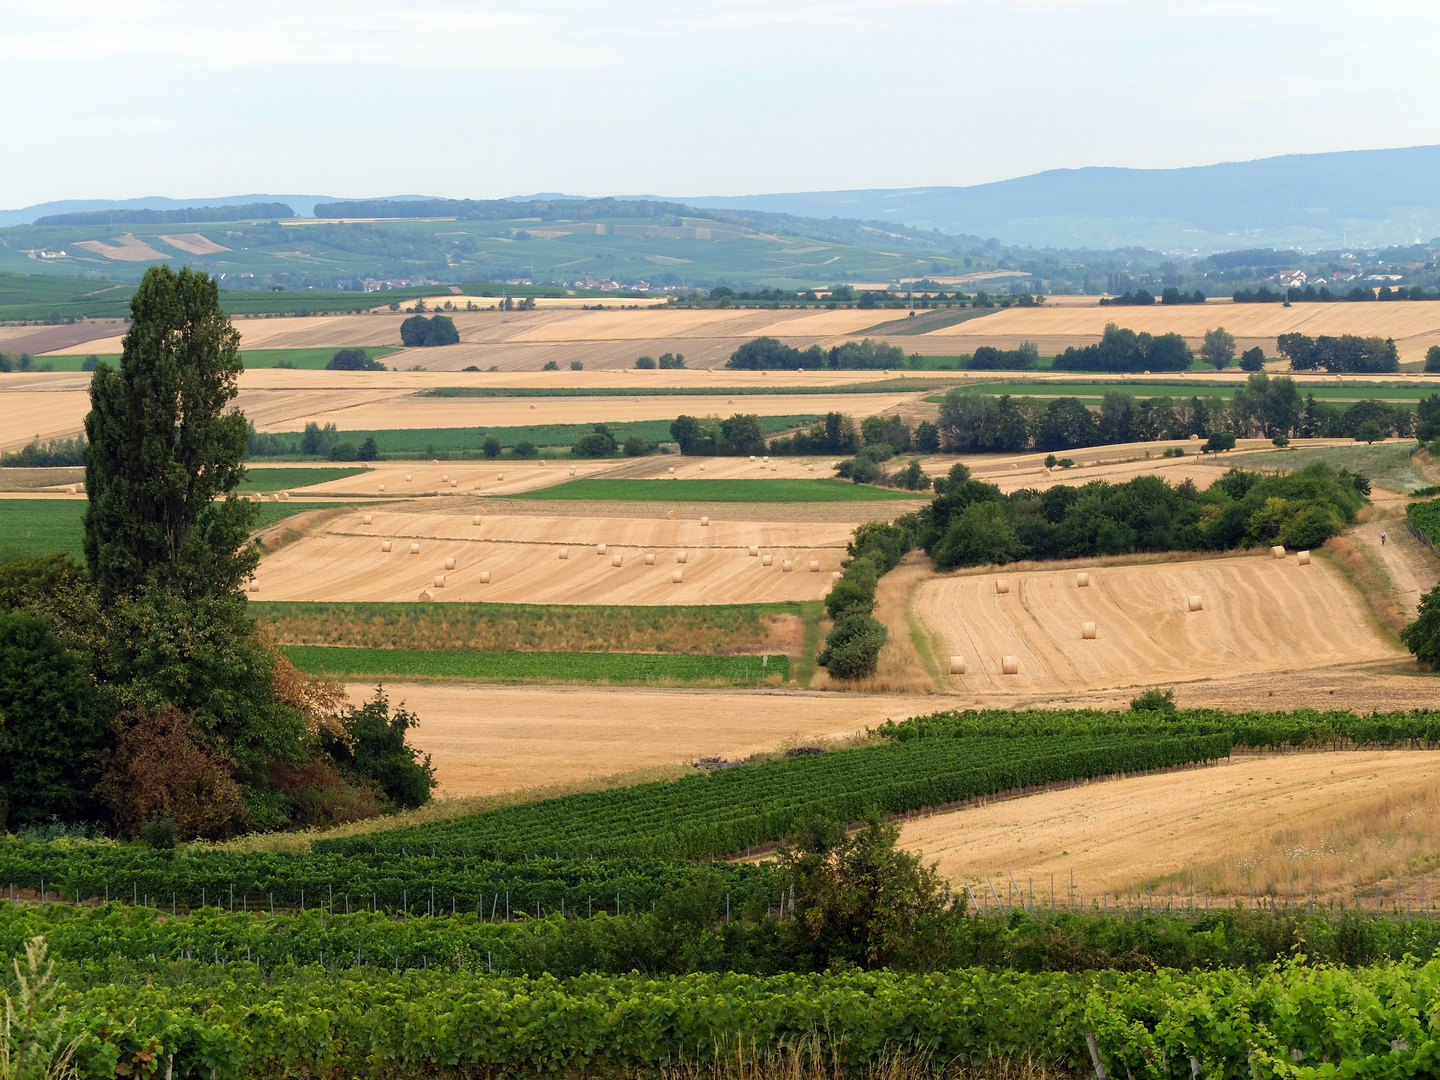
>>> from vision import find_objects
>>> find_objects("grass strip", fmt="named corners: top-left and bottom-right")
top-left (242, 466), bottom-right (368, 491)
top-left (422, 377), bottom-right (971, 398)
top-left (510, 478), bottom-right (930, 503)
top-left (284, 645), bottom-right (790, 686)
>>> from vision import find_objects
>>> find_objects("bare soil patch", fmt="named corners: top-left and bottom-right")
top-left (72, 235), bottom-right (170, 262)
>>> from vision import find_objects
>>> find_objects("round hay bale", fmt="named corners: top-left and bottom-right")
top-left (700, 516), bottom-right (710, 527)
top-left (1082, 621), bottom-right (1097, 639)
top-left (65, 485), bottom-right (76, 495)
top-left (808, 464), bottom-right (815, 471)
top-left (363, 514), bottom-right (373, 525)
top-left (1044, 468), bottom-right (1051, 477)
top-left (667, 510), bottom-right (678, 520)
top-left (749, 545), bottom-right (759, 557)
top-left (1076, 572), bottom-right (1089, 587)
top-left (995, 579), bottom-right (1009, 594)
top-left (781, 559), bottom-right (793, 573)
top-left (809, 560), bottom-right (820, 572)
top-left (672, 569), bottom-right (684, 583)
top-left (381, 540), bottom-right (392, 552)
top-left (1270, 545), bottom-right (1285, 559)
top-left (409, 542), bottom-right (420, 554)
top-left (612, 554), bottom-right (623, 567)
top-left (949, 655), bottom-right (965, 675)
top-left (539, 460), bottom-right (546, 468)
top-left (406, 474), bottom-right (412, 482)
top-left (1189, 433), bottom-right (1200, 441)
top-left (1187, 594), bottom-right (1203, 612)
top-left (644, 553), bottom-right (655, 565)
top-left (479, 570), bottom-right (491, 584)
top-left (749, 455), bottom-right (756, 462)
top-left (771, 463), bottom-right (778, 472)
top-left (667, 466), bottom-right (675, 475)
top-left (597, 544), bottom-right (607, 555)
top-left (676, 551), bottom-right (688, 563)
top-left (496, 473), bottom-right (504, 481)
top-left (472, 514), bottom-right (483, 525)
top-left (762, 456), bottom-right (769, 463)
top-left (76, 483), bottom-right (84, 493)
top-left (1001, 655), bottom-right (1019, 675)
top-left (1010, 463), bottom-right (1018, 470)
top-left (831, 571), bottom-right (842, 581)
top-left (434, 575), bottom-right (445, 588)
top-left (529, 404), bottom-right (537, 410)
top-left (762, 554), bottom-right (773, 566)
top-left (1298, 550), bottom-right (1311, 565)
top-left (699, 464), bottom-right (705, 471)
top-left (559, 547), bottom-right (569, 559)
top-left (450, 480), bottom-right (458, 488)
top-left (432, 459), bottom-right (439, 465)
top-left (248, 579), bottom-right (259, 593)
top-left (569, 467), bottom-right (577, 476)
top-left (379, 484), bottom-right (386, 491)
top-left (418, 589), bottom-right (434, 602)
top-left (444, 557), bottom-right (456, 570)
top-left (441, 474), bottom-right (448, 482)
top-left (278, 491), bottom-right (289, 501)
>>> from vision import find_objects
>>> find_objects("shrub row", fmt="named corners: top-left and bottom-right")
top-left (816, 521), bottom-right (912, 679)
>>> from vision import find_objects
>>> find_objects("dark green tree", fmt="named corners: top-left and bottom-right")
top-left (83, 265), bottom-right (255, 602)
top-left (322, 688), bottom-right (436, 809)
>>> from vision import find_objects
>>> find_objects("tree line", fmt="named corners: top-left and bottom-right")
top-left (1236, 283), bottom-right (1440, 304)
top-left (0, 267), bottom-right (434, 841)
top-left (900, 459), bottom-right (1367, 570)
top-left (1276, 333), bottom-right (1399, 373)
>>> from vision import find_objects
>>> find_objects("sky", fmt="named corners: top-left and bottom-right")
top-left (3, 0), bottom-right (1439, 210)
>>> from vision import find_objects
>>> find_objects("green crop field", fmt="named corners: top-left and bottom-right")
top-left (242, 466), bottom-right (368, 491)
top-left (264, 416), bottom-right (821, 457)
top-left (284, 645), bottom-right (790, 687)
top-left (933, 378), bottom-right (1439, 403)
top-left (511, 478), bottom-right (931, 502)
top-left (254, 599), bottom-right (813, 654)
top-left (0, 499), bottom-right (331, 559)
top-left (423, 377), bottom-right (969, 399)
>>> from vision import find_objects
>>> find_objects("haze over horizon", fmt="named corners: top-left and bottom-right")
top-left (4, 0), bottom-right (1438, 210)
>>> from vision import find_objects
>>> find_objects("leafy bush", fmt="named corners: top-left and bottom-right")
top-left (634, 355), bottom-right (657, 369)
top-left (399, 314), bottom-right (460, 347)
top-left (818, 615), bottom-right (888, 679)
top-left (572, 426), bottom-right (617, 457)
top-left (326, 348), bottom-right (384, 371)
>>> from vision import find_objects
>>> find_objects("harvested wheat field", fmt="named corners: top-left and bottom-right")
top-left (256, 511), bottom-right (850, 604)
top-left (157, 233), bottom-right (231, 255)
top-left (358, 683), bottom-right (935, 796)
top-left (0, 391), bottom-right (96, 451)
top-left (899, 750), bottom-right (1440, 905)
top-left (71, 235), bottom-right (171, 262)
top-left (914, 551), bottom-right (1400, 695)
top-left (255, 460), bottom-right (614, 497)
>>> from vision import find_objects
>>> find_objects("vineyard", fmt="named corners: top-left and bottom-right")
top-left (37, 957), bottom-right (1440, 1079)
top-left (1408, 496), bottom-right (1440, 546)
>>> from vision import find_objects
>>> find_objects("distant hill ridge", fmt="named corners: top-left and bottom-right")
top-left (35, 202), bottom-right (295, 226)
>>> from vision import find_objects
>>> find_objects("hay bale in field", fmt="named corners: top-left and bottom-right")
top-left (278, 491), bottom-right (289, 501)
top-left (539, 460), bottom-right (546, 468)
top-left (749, 545), bottom-right (759, 557)
top-left (409, 543), bottom-right (420, 554)
top-left (831, 571), bottom-right (842, 581)
top-left (434, 575), bottom-right (445, 588)
top-left (699, 464), bottom-right (705, 471)
top-left (949, 655), bottom-right (965, 675)
top-left (559, 547), bottom-right (569, 559)
top-left (808, 464), bottom-right (815, 471)
top-left (762, 455), bottom-right (769, 463)
top-left (569, 467), bottom-right (576, 476)
top-left (667, 510), bottom-right (678, 520)
top-left (480, 571), bottom-right (491, 584)
top-left (441, 474), bottom-right (448, 482)
top-left (1001, 655), bottom-right (1019, 675)
top-left (672, 569), bottom-right (684, 583)
top-left (362, 514), bottom-right (373, 525)
top-left (450, 480), bottom-right (458, 488)
top-left (644, 553), bottom-right (655, 565)
top-left (65, 485), bottom-right (75, 494)
top-left (1082, 621), bottom-right (1097, 639)
top-left (247, 579), bottom-right (259, 593)
top-left (1010, 463), bottom-right (1018, 470)
top-left (771, 463), bottom-right (778, 472)
top-left (381, 540), bottom-right (392, 552)
top-left (444, 557), bottom-right (456, 570)
top-left (782, 559), bottom-right (793, 572)
top-left (1271, 545), bottom-right (1285, 559)
top-left (1076, 572), bottom-right (1089, 587)
top-left (597, 543), bottom-right (607, 555)
top-left (667, 467), bottom-right (675, 474)
top-left (749, 455), bottom-right (756, 462)
top-left (406, 474), bottom-right (412, 482)
top-left (809, 560), bottom-right (820, 572)
top-left (1187, 594), bottom-right (1203, 612)
top-left (995, 579), bottom-right (1009, 594)
top-left (497, 473), bottom-right (504, 481)
top-left (529, 404), bottom-right (536, 410)
top-left (762, 554), bottom-right (773, 566)
top-left (1298, 550), bottom-right (1311, 565)
top-left (612, 554), bottom-right (623, 567)
top-left (418, 589), bottom-right (434, 601)
top-left (472, 515), bottom-right (483, 525)
top-left (432, 459), bottom-right (439, 465)
top-left (700, 516), bottom-right (709, 527)
top-left (676, 551), bottom-right (688, 563)
top-left (378, 483), bottom-right (385, 492)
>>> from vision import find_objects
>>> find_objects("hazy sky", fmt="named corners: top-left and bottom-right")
top-left (4, 0), bottom-right (1438, 208)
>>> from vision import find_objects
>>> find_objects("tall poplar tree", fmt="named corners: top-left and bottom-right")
top-left (83, 265), bottom-right (255, 601)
